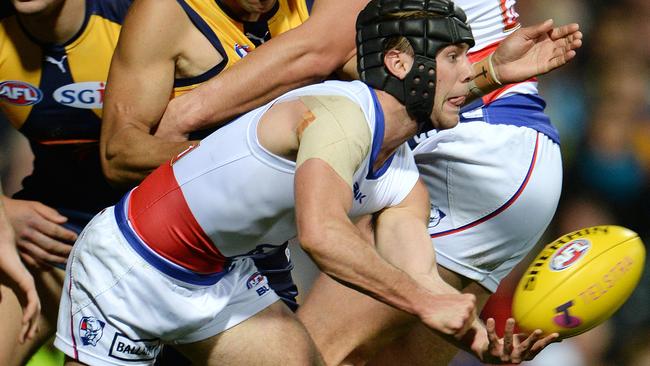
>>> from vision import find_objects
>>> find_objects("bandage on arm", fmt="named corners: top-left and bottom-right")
top-left (468, 53), bottom-right (502, 99)
top-left (296, 95), bottom-right (371, 188)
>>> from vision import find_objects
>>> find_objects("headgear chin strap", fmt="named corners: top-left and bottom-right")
top-left (356, 0), bottom-right (475, 132)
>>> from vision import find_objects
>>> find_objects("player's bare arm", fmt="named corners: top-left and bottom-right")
top-left (373, 180), bottom-right (437, 278)
top-left (100, 0), bottom-right (201, 187)
top-left (294, 158), bottom-right (476, 338)
top-left (468, 20), bottom-right (583, 99)
top-left (0, 185), bottom-right (40, 344)
top-left (154, 0), bottom-right (367, 141)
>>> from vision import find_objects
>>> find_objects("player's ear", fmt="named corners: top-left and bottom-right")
top-left (384, 49), bottom-right (413, 80)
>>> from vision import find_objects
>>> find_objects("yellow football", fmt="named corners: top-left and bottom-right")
top-left (512, 225), bottom-right (646, 339)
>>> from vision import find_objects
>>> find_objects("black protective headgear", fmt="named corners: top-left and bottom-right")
top-left (356, 0), bottom-right (474, 131)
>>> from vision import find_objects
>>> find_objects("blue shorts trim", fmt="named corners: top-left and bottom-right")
top-left (114, 192), bottom-right (229, 286)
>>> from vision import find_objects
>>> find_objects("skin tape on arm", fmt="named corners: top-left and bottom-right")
top-left (296, 95), bottom-right (371, 188)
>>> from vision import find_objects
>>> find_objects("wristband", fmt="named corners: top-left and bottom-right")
top-left (469, 53), bottom-right (502, 97)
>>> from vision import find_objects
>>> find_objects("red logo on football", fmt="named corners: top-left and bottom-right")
top-left (0, 80), bottom-right (43, 105)
top-left (550, 239), bottom-right (590, 271)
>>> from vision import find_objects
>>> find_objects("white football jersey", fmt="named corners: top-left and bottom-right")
top-left (124, 80), bottom-right (419, 272)
top-left (456, 0), bottom-right (520, 52)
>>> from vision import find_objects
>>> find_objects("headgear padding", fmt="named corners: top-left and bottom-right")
top-left (356, 0), bottom-right (474, 131)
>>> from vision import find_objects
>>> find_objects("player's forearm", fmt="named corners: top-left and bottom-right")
top-left (102, 126), bottom-right (195, 187)
top-left (177, 39), bottom-right (336, 132)
top-left (299, 222), bottom-right (446, 318)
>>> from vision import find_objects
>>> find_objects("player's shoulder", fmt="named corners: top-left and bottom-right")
top-left (301, 80), bottom-right (371, 119)
top-left (117, 0), bottom-right (192, 54)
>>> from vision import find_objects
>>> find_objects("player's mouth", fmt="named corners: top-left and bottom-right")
top-left (446, 95), bottom-right (466, 109)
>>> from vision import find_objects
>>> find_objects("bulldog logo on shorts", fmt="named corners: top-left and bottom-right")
top-left (79, 316), bottom-right (105, 346)
top-left (429, 204), bottom-right (446, 228)
top-left (246, 272), bottom-right (265, 289)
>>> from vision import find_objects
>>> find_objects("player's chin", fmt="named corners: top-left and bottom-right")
top-left (11, 1), bottom-right (54, 15)
top-left (436, 108), bottom-right (460, 130)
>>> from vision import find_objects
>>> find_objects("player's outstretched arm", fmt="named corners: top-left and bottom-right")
top-left (469, 19), bottom-right (583, 98)
top-left (0, 187), bottom-right (40, 344)
top-left (100, 0), bottom-right (196, 187)
top-left (492, 19), bottom-right (583, 83)
top-left (372, 180), bottom-right (483, 337)
top-left (295, 161), bottom-right (476, 339)
top-left (154, 0), bottom-right (366, 141)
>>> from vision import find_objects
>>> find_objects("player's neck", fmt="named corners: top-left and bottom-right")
top-left (373, 89), bottom-right (417, 168)
top-left (219, 0), bottom-right (272, 22)
top-left (17, 0), bottom-right (85, 45)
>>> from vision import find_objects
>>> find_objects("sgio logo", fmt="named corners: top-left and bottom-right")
top-left (53, 81), bottom-right (105, 109)
top-left (0, 80), bottom-right (43, 105)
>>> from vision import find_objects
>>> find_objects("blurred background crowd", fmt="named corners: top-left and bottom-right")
top-left (1, 0), bottom-right (648, 365)
top-left (479, 0), bottom-right (650, 365)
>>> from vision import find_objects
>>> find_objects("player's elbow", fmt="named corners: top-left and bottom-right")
top-left (101, 138), bottom-right (141, 188)
top-left (306, 53), bottom-right (343, 80)
top-left (297, 223), bottom-right (334, 259)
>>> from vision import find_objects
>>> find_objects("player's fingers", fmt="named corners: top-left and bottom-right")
top-left (485, 318), bottom-right (499, 341)
top-left (19, 285), bottom-right (40, 344)
top-left (19, 240), bottom-right (68, 265)
top-left (546, 49), bottom-right (576, 73)
top-left (501, 318), bottom-right (516, 361)
top-left (525, 332), bottom-right (560, 360)
top-left (485, 318), bottom-right (501, 356)
top-left (553, 32), bottom-right (583, 55)
top-left (510, 333), bottom-right (525, 364)
top-left (32, 217), bottom-right (77, 244)
top-left (21, 226), bottom-right (73, 257)
top-left (569, 34), bottom-right (583, 51)
top-left (32, 202), bottom-right (68, 224)
top-left (549, 23), bottom-right (580, 41)
top-left (22, 290), bottom-right (41, 343)
top-left (516, 330), bottom-right (546, 361)
top-left (20, 314), bottom-right (40, 344)
top-left (19, 251), bottom-right (44, 270)
top-left (521, 19), bottom-right (553, 40)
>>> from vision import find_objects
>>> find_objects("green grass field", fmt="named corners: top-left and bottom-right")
top-left (26, 340), bottom-right (64, 366)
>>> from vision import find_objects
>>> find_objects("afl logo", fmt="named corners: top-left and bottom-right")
top-left (234, 43), bottom-right (251, 58)
top-left (0, 80), bottom-right (43, 105)
top-left (53, 81), bottom-right (105, 109)
top-left (550, 239), bottom-right (590, 271)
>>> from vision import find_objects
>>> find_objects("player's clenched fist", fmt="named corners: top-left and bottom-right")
top-left (418, 293), bottom-right (477, 337)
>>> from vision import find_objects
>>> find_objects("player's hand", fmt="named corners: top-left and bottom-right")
top-left (419, 293), bottom-right (477, 339)
top-left (0, 213), bottom-right (41, 343)
top-left (481, 317), bottom-right (560, 364)
top-left (492, 19), bottom-right (583, 84)
top-left (2, 197), bottom-right (76, 268)
top-left (154, 94), bottom-right (193, 142)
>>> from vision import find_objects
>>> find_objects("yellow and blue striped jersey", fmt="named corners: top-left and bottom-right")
top-left (174, 0), bottom-right (312, 96)
top-left (0, 0), bottom-right (130, 214)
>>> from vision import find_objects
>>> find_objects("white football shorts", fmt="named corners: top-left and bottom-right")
top-left (414, 122), bottom-right (562, 292)
top-left (54, 207), bottom-right (280, 366)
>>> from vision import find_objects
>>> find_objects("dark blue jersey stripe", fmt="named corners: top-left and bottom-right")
top-left (88, 0), bottom-right (132, 24)
top-left (174, 0), bottom-right (229, 88)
